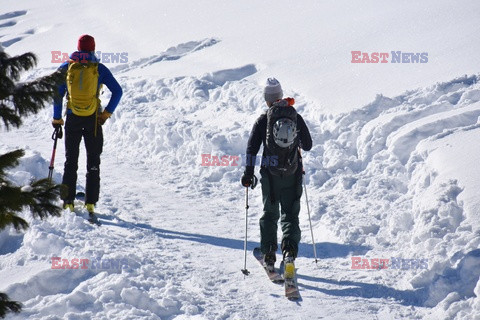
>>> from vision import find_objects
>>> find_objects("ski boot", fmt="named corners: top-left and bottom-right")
top-left (85, 203), bottom-right (100, 225)
top-left (264, 243), bottom-right (278, 271)
top-left (63, 200), bottom-right (74, 212)
top-left (85, 203), bottom-right (95, 214)
top-left (264, 251), bottom-right (276, 273)
top-left (283, 251), bottom-right (296, 279)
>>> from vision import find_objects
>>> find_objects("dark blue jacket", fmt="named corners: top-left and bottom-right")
top-left (53, 51), bottom-right (122, 119)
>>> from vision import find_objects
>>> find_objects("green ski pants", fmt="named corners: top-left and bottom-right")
top-left (259, 167), bottom-right (302, 257)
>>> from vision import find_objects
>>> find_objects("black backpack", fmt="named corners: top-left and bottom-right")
top-left (264, 98), bottom-right (299, 176)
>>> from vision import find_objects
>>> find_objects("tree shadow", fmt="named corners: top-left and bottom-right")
top-left (98, 215), bottom-right (256, 251)
top-left (100, 215), bottom-right (370, 260)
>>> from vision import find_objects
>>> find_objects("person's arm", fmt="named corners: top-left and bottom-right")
top-left (297, 114), bottom-right (312, 151)
top-left (245, 115), bottom-right (266, 176)
top-left (98, 64), bottom-right (122, 114)
top-left (52, 63), bottom-right (68, 119)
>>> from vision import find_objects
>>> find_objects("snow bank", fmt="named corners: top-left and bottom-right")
top-left (305, 74), bottom-right (480, 318)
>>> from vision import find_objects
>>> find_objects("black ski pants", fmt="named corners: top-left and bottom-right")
top-left (62, 113), bottom-right (103, 204)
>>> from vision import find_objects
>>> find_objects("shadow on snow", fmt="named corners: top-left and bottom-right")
top-left (99, 214), bottom-right (371, 260)
top-left (97, 216), bottom-right (428, 306)
top-left (297, 274), bottom-right (428, 307)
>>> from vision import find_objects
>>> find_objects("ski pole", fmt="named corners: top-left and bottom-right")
top-left (299, 148), bottom-right (318, 264)
top-left (48, 125), bottom-right (63, 183)
top-left (241, 186), bottom-right (250, 276)
top-left (303, 170), bottom-right (318, 264)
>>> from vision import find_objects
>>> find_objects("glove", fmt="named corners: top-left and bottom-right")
top-left (98, 110), bottom-right (112, 125)
top-left (52, 118), bottom-right (64, 128)
top-left (241, 173), bottom-right (258, 189)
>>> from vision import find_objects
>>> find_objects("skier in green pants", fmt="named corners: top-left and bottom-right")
top-left (241, 78), bottom-right (312, 269)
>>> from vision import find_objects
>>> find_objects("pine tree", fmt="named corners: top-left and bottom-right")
top-left (0, 48), bottom-right (64, 318)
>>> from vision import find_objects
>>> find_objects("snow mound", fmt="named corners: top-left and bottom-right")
top-left (306, 74), bottom-right (480, 318)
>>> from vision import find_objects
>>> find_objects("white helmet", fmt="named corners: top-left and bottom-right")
top-left (273, 118), bottom-right (297, 148)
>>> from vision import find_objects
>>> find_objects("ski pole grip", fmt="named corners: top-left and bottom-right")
top-left (250, 175), bottom-right (258, 190)
top-left (52, 126), bottom-right (63, 140)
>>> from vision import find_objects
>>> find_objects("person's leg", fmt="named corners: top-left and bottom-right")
top-left (279, 173), bottom-right (302, 259)
top-left (83, 114), bottom-right (103, 205)
top-left (259, 168), bottom-right (280, 261)
top-left (61, 114), bottom-right (83, 203)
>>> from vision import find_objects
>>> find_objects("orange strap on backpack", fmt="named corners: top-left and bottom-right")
top-left (285, 97), bottom-right (295, 106)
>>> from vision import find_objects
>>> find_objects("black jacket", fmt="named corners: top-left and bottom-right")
top-left (244, 111), bottom-right (312, 176)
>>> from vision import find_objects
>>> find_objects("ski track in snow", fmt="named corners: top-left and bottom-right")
top-left (1, 37), bottom-right (480, 319)
top-left (0, 10), bottom-right (35, 48)
top-left (110, 38), bottom-right (221, 74)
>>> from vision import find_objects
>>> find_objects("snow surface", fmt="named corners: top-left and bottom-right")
top-left (1, 1), bottom-right (480, 319)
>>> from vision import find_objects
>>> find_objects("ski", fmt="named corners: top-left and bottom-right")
top-left (74, 192), bottom-right (101, 226)
top-left (253, 247), bottom-right (284, 284)
top-left (87, 213), bottom-right (101, 226)
top-left (280, 260), bottom-right (301, 300)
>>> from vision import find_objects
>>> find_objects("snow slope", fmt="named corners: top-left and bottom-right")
top-left (1, 1), bottom-right (480, 319)
top-left (2, 1), bottom-right (480, 113)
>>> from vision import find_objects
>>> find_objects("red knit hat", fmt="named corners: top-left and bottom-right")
top-left (77, 34), bottom-right (95, 52)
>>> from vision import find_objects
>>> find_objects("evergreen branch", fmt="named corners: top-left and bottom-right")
top-left (23, 179), bottom-right (62, 219)
top-left (0, 149), bottom-right (24, 179)
top-left (0, 76), bottom-right (15, 101)
top-left (0, 293), bottom-right (22, 319)
top-left (0, 104), bottom-right (21, 130)
top-left (0, 52), bottom-right (37, 81)
top-left (0, 185), bottom-right (24, 214)
top-left (12, 70), bottom-right (64, 117)
top-left (1, 68), bottom-right (63, 130)
top-left (0, 180), bottom-right (61, 231)
top-left (0, 212), bottom-right (29, 232)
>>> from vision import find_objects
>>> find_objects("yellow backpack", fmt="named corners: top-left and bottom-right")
top-left (66, 61), bottom-right (100, 116)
